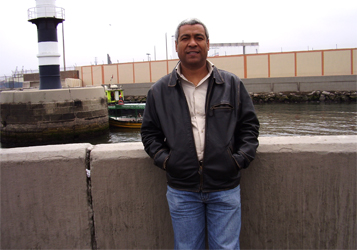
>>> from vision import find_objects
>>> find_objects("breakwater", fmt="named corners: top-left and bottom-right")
top-left (124, 90), bottom-right (357, 104)
top-left (0, 87), bottom-right (109, 148)
top-left (250, 90), bottom-right (357, 104)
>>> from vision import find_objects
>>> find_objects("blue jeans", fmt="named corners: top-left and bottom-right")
top-left (166, 185), bottom-right (241, 250)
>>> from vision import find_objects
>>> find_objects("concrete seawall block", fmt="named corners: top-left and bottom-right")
top-left (90, 137), bottom-right (356, 249)
top-left (240, 136), bottom-right (357, 249)
top-left (90, 143), bottom-right (174, 249)
top-left (0, 143), bottom-right (93, 249)
top-left (1, 89), bottom-right (72, 103)
top-left (69, 86), bottom-right (106, 100)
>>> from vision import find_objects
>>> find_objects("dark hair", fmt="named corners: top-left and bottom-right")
top-left (175, 18), bottom-right (209, 42)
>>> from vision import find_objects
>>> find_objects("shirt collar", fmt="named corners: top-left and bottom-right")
top-left (176, 60), bottom-right (214, 84)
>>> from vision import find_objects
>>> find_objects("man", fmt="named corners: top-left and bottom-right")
top-left (141, 18), bottom-right (259, 249)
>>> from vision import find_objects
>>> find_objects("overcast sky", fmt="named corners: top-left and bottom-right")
top-left (1, 0), bottom-right (356, 76)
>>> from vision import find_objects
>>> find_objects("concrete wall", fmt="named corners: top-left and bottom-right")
top-left (0, 144), bottom-right (93, 249)
top-left (1, 136), bottom-right (356, 249)
top-left (23, 70), bottom-right (80, 88)
top-left (243, 75), bottom-right (357, 93)
top-left (23, 70), bottom-right (80, 82)
top-left (77, 48), bottom-right (356, 86)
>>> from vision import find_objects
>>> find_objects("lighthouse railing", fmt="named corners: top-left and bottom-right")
top-left (28, 6), bottom-right (65, 20)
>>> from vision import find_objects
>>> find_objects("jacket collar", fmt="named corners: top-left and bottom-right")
top-left (168, 61), bottom-right (224, 87)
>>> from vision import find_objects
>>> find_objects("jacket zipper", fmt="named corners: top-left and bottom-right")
top-left (178, 78), bottom-right (202, 190)
top-left (199, 161), bottom-right (203, 191)
top-left (199, 76), bottom-right (215, 191)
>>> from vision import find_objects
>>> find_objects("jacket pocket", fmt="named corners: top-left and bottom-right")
top-left (228, 147), bottom-right (241, 171)
top-left (154, 149), bottom-right (170, 170)
top-left (210, 103), bottom-right (233, 115)
top-left (212, 103), bottom-right (233, 109)
top-left (163, 151), bottom-right (171, 170)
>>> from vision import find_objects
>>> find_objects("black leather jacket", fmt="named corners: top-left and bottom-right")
top-left (141, 65), bottom-right (259, 192)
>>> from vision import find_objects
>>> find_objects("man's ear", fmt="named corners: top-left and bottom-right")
top-left (175, 41), bottom-right (178, 52)
top-left (207, 39), bottom-right (210, 51)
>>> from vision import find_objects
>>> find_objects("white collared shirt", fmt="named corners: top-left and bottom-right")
top-left (176, 61), bottom-right (214, 161)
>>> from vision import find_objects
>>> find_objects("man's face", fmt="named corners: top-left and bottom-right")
top-left (175, 24), bottom-right (209, 69)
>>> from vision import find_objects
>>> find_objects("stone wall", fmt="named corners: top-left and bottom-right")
top-left (1, 136), bottom-right (356, 249)
top-left (0, 87), bottom-right (109, 148)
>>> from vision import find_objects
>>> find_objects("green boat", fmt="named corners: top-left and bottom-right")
top-left (105, 84), bottom-right (125, 105)
top-left (105, 85), bottom-right (145, 128)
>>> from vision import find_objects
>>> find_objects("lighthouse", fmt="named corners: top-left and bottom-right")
top-left (28, 0), bottom-right (65, 89)
top-left (0, 1), bottom-right (109, 147)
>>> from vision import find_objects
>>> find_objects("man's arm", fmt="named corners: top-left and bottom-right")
top-left (233, 81), bottom-right (260, 169)
top-left (140, 89), bottom-right (169, 170)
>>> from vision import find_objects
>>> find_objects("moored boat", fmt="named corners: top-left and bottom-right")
top-left (109, 117), bottom-right (142, 129)
top-left (108, 103), bottom-right (145, 129)
top-left (105, 84), bottom-right (146, 129)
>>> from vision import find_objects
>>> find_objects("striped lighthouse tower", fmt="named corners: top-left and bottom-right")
top-left (28, 0), bottom-right (65, 89)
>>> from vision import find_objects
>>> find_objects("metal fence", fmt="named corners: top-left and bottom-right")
top-left (0, 75), bottom-right (23, 89)
top-left (1, 67), bottom-right (76, 89)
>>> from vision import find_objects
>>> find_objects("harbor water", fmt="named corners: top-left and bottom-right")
top-left (87, 103), bottom-right (357, 145)
top-left (1, 103), bottom-right (355, 148)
